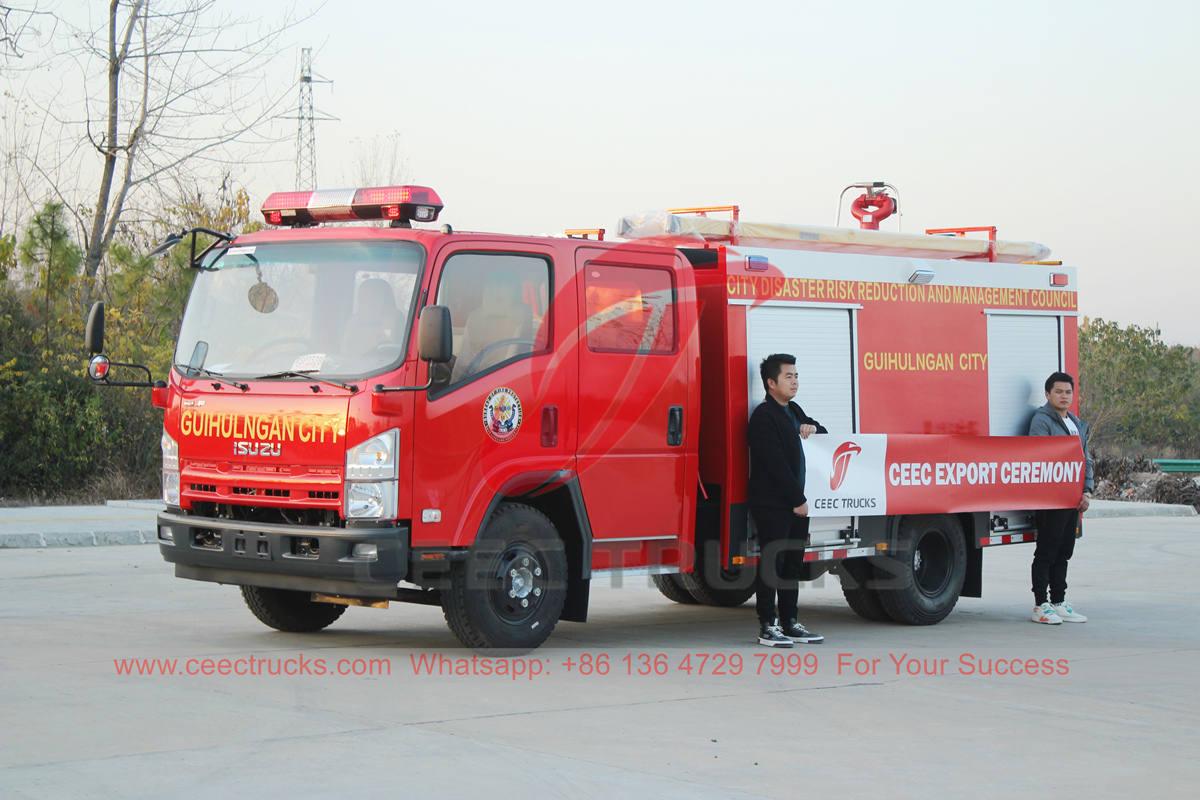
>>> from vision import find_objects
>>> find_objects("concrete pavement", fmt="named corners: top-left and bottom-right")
top-left (0, 501), bottom-right (162, 548)
top-left (1, 515), bottom-right (1197, 798)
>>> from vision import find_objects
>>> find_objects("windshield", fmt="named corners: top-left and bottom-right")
top-left (175, 240), bottom-right (423, 379)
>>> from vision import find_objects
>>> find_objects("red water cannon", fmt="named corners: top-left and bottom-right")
top-left (838, 181), bottom-right (900, 230)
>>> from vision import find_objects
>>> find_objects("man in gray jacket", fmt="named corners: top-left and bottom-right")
top-left (1027, 371), bottom-right (1094, 625)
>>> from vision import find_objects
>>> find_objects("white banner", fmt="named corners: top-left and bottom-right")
top-left (800, 434), bottom-right (889, 517)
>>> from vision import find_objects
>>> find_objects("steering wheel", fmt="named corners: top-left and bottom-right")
top-left (462, 338), bottom-right (537, 378)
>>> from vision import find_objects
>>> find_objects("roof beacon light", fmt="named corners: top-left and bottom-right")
top-left (260, 185), bottom-right (444, 227)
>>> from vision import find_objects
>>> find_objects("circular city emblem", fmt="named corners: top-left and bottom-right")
top-left (483, 387), bottom-right (523, 442)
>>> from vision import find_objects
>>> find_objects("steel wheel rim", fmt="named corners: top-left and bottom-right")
top-left (489, 542), bottom-right (546, 625)
top-left (913, 526), bottom-right (953, 597)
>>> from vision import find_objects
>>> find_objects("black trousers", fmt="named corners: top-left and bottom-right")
top-left (1032, 508), bottom-right (1078, 605)
top-left (750, 506), bottom-right (810, 624)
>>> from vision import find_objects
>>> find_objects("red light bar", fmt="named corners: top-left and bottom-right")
top-left (261, 185), bottom-right (444, 226)
top-left (1050, 273), bottom-right (1069, 287)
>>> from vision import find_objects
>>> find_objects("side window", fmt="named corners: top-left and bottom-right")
top-left (435, 252), bottom-right (551, 386)
top-left (585, 264), bottom-right (676, 354)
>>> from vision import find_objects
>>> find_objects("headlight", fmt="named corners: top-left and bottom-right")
top-left (161, 430), bottom-right (179, 471)
top-left (345, 481), bottom-right (398, 520)
top-left (162, 469), bottom-right (180, 507)
top-left (345, 429), bottom-right (399, 480)
top-left (344, 428), bottom-right (400, 520)
top-left (162, 430), bottom-right (180, 506)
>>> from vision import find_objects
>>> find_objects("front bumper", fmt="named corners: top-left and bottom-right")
top-left (157, 511), bottom-right (408, 599)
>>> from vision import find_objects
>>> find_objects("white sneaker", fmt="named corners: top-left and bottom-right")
top-left (1052, 601), bottom-right (1088, 623)
top-left (1032, 602), bottom-right (1063, 624)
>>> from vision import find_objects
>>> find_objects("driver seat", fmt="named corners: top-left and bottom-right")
top-left (452, 298), bottom-right (534, 383)
top-left (342, 278), bottom-right (399, 356)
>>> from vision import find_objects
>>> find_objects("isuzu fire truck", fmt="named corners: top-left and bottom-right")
top-left (85, 183), bottom-right (1088, 649)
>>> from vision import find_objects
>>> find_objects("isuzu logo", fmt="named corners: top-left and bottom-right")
top-left (830, 441), bottom-right (862, 491)
top-left (234, 441), bottom-right (281, 457)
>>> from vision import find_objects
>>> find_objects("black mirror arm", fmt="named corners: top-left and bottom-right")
top-left (95, 360), bottom-right (156, 388)
top-left (374, 376), bottom-right (434, 393)
top-left (189, 227), bottom-right (234, 270)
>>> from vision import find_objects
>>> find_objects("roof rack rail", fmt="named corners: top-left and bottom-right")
top-left (564, 228), bottom-right (605, 241)
top-left (666, 205), bottom-right (740, 245)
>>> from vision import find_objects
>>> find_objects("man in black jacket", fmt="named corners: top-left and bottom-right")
top-left (748, 353), bottom-right (827, 647)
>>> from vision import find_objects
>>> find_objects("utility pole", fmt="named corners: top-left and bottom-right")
top-left (283, 48), bottom-right (337, 190)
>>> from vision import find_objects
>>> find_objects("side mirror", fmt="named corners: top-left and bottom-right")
top-left (418, 305), bottom-right (452, 364)
top-left (85, 302), bottom-right (105, 355)
top-left (87, 354), bottom-right (111, 381)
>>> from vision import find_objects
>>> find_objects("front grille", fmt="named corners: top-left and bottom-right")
top-left (231, 486), bottom-right (291, 498)
top-left (308, 490), bottom-right (339, 500)
top-left (189, 483), bottom-right (217, 493)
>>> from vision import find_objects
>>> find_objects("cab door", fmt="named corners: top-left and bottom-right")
top-left (574, 247), bottom-right (694, 570)
top-left (409, 242), bottom-right (577, 548)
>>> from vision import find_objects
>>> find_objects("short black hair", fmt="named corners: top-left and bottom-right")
top-left (1045, 371), bottom-right (1075, 393)
top-left (760, 353), bottom-right (796, 393)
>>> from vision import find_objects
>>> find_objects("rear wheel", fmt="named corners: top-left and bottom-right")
top-left (876, 515), bottom-right (967, 625)
top-left (652, 573), bottom-right (699, 604)
top-left (240, 586), bottom-right (347, 632)
top-left (838, 558), bottom-right (892, 622)
top-left (441, 502), bottom-right (567, 650)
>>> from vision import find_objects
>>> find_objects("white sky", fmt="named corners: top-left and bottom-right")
top-left (10, 0), bottom-right (1200, 343)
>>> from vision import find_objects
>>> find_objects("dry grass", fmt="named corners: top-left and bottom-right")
top-left (0, 467), bottom-right (158, 508)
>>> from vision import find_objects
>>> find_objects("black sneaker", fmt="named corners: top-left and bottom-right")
top-left (758, 621), bottom-right (794, 648)
top-left (780, 619), bottom-right (825, 644)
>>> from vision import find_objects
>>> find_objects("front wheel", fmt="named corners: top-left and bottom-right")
top-left (876, 515), bottom-right (967, 625)
top-left (678, 567), bottom-right (756, 607)
top-left (652, 573), bottom-right (699, 605)
top-left (240, 586), bottom-right (346, 632)
top-left (441, 502), bottom-right (567, 650)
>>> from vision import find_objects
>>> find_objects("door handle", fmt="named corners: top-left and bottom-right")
top-left (667, 405), bottom-right (683, 446)
top-left (541, 405), bottom-right (558, 447)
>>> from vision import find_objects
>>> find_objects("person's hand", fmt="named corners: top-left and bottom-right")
top-left (799, 424), bottom-right (817, 439)
top-left (793, 503), bottom-right (809, 517)
top-left (1078, 494), bottom-right (1090, 513)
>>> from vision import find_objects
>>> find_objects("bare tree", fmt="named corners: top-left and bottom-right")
top-left (348, 131), bottom-right (409, 187)
top-left (0, 3), bottom-right (45, 62)
top-left (22, 1), bottom-right (310, 301)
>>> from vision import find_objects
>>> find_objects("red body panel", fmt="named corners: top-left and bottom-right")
top-left (169, 379), bottom-right (351, 511)
top-left (573, 246), bottom-right (697, 565)
top-left (408, 238), bottom-right (579, 549)
top-left (719, 249), bottom-right (1081, 524)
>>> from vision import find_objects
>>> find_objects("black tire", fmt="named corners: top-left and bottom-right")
top-left (876, 515), bottom-right (967, 625)
top-left (838, 558), bottom-right (893, 622)
top-left (240, 586), bottom-right (346, 632)
top-left (652, 573), bottom-right (699, 604)
top-left (441, 502), bottom-right (567, 650)
top-left (678, 567), bottom-right (756, 607)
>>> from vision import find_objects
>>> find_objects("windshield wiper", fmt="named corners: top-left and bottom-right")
top-left (174, 363), bottom-right (249, 391)
top-left (253, 369), bottom-right (358, 393)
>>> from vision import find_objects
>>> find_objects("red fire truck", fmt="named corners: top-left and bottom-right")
top-left (84, 184), bottom-right (1086, 649)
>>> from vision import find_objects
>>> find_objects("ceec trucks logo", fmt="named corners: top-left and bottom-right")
top-left (830, 441), bottom-right (862, 490)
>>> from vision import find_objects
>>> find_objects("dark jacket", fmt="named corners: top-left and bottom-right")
top-left (748, 398), bottom-right (826, 509)
top-left (1028, 403), bottom-right (1094, 493)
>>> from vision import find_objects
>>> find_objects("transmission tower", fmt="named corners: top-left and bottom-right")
top-left (285, 48), bottom-right (337, 189)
